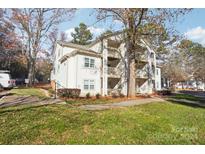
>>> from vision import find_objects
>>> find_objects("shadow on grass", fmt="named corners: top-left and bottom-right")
top-left (0, 101), bottom-right (64, 115)
top-left (0, 92), bottom-right (14, 98)
top-left (168, 99), bottom-right (205, 109)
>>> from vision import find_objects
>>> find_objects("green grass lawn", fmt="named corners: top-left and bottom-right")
top-left (65, 97), bottom-right (129, 106)
top-left (0, 101), bottom-right (205, 144)
top-left (171, 93), bottom-right (205, 102)
top-left (10, 88), bottom-right (48, 98)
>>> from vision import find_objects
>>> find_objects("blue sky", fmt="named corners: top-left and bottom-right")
top-left (59, 8), bottom-right (205, 46)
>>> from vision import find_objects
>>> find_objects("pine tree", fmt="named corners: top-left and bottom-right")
top-left (71, 23), bottom-right (93, 45)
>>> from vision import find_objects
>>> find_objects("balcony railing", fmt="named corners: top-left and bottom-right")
top-left (107, 39), bottom-right (121, 49)
top-left (107, 47), bottom-right (121, 59)
top-left (135, 54), bottom-right (148, 63)
top-left (107, 67), bottom-right (121, 78)
top-left (136, 69), bottom-right (148, 79)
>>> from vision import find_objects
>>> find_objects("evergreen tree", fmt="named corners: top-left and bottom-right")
top-left (71, 23), bottom-right (93, 45)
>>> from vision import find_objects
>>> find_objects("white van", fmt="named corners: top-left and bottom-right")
top-left (0, 70), bottom-right (15, 89)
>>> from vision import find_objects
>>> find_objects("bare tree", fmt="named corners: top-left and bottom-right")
top-left (60, 31), bottom-right (67, 42)
top-left (48, 28), bottom-right (59, 57)
top-left (178, 40), bottom-right (205, 87)
top-left (4, 8), bottom-right (76, 86)
top-left (96, 8), bottom-right (191, 97)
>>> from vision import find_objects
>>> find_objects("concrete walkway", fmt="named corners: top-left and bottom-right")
top-left (0, 93), bottom-right (62, 109)
top-left (78, 97), bottom-right (165, 111)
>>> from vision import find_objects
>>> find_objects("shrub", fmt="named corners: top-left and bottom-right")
top-left (57, 88), bottom-right (81, 98)
top-left (156, 90), bottom-right (171, 95)
top-left (119, 93), bottom-right (125, 98)
top-left (111, 92), bottom-right (118, 98)
top-left (96, 93), bottom-right (101, 99)
top-left (86, 92), bottom-right (90, 99)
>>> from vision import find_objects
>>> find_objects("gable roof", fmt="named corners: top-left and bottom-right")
top-left (87, 30), bottom-right (123, 47)
top-left (59, 49), bottom-right (101, 63)
top-left (57, 41), bottom-right (91, 51)
top-left (57, 30), bottom-right (123, 50)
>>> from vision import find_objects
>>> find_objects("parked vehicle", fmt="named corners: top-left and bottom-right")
top-left (0, 70), bottom-right (15, 89)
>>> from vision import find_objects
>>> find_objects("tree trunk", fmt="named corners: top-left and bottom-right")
top-left (170, 81), bottom-right (176, 92)
top-left (127, 54), bottom-right (136, 97)
top-left (27, 58), bottom-right (35, 86)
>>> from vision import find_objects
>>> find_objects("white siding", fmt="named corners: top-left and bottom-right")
top-left (51, 36), bottom-right (162, 97)
top-left (76, 54), bottom-right (101, 96)
top-left (155, 68), bottom-right (161, 91)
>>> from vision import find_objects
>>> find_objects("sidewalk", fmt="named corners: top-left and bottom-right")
top-left (78, 97), bottom-right (165, 111)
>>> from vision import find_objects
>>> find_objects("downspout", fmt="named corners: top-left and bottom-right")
top-left (76, 56), bottom-right (78, 88)
top-left (102, 39), bottom-right (108, 96)
top-left (102, 39), bottom-right (105, 96)
top-left (101, 39), bottom-right (104, 95)
top-left (66, 60), bottom-right (68, 87)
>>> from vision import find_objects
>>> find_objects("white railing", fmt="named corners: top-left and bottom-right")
top-left (107, 67), bottom-right (121, 77)
top-left (136, 69), bottom-right (148, 79)
top-left (107, 47), bottom-right (121, 59)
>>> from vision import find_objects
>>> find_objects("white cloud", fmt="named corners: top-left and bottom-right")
top-left (113, 19), bottom-right (123, 25)
top-left (65, 26), bottom-right (105, 41)
top-left (185, 26), bottom-right (205, 46)
top-left (88, 26), bottom-right (105, 37)
top-left (65, 28), bottom-right (75, 41)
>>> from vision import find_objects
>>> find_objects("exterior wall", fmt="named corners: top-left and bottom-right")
top-left (52, 44), bottom-right (76, 80)
top-left (102, 40), bottom-right (108, 96)
top-left (54, 53), bottom-right (101, 96)
top-left (155, 68), bottom-right (161, 91)
top-left (90, 42), bottom-right (102, 53)
top-left (51, 35), bottom-right (162, 97)
top-left (75, 54), bottom-right (101, 96)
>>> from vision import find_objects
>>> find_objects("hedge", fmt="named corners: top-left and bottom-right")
top-left (57, 88), bottom-right (81, 98)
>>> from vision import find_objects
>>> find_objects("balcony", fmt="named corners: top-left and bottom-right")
top-left (107, 39), bottom-right (121, 49)
top-left (135, 54), bottom-right (148, 63)
top-left (136, 69), bottom-right (148, 79)
top-left (107, 67), bottom-right (121, 78)
top-left (107, 47), bottom-right (121, 59)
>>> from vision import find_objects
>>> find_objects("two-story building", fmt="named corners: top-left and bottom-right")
top-left (50, 32), bottom-right (161, 96)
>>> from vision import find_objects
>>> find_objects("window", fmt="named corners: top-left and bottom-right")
top-left (84, 80), bottom-right (95, 90)
top-left (84, 57), bottom-right (95, 68)
top-left (84, 58), bottom-right (90, 67)
top-left (90, 59), bottom-right (95, 68)
top-left (84, 80), bottom-right (89, 90)
top-left (156, 69), bottom-right (158, 75)
top-left (90, 80), bottom-right (95, 90)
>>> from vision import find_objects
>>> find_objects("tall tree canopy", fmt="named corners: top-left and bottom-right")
top-left (96, 8), bottom-right (191, 97)
top-left (178, 40), bottom-right (205, 83)
top-left (71, 22), bottom-right (93, 45)
top-left (0, 9), bottom-right (27, 78)
top-left (2, 8), bottom-right (76, 85)
top-left (161, 39), bottom-right (205, 90)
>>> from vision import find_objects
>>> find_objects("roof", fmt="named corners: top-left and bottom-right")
top-left (59, 49), bottom-right (101, 63)
top-left (57, 41), bottom-right (91, 51)
top-left (57, 31), bottom-right (123, 63)
top-left (87, 30), bottom-right (123, 47)
top-left (57, 30), bottom-right (123, 49)
top-left (57, 31), bottom-right (157, 63)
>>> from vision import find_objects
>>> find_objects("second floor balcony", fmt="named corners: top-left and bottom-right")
top-left (136, 69), bottom-right (148, 79)
top-left (107, 47), bottom-right (121, 59)
top-left (107, 67), bottom-right (121, 78)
